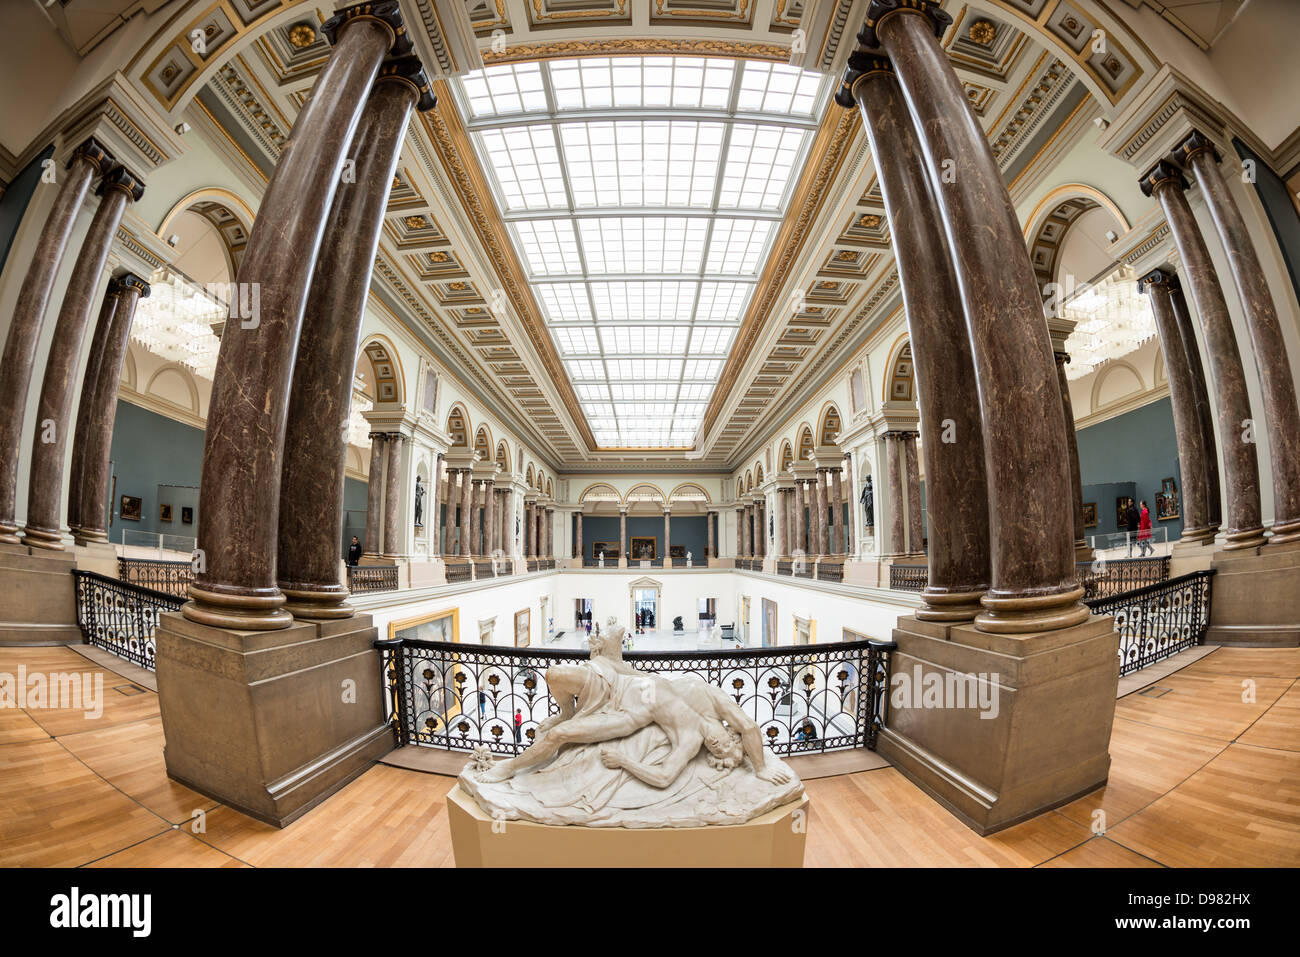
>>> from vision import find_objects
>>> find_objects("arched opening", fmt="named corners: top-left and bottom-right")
top-left (446, 404), bottom-right (470, 447)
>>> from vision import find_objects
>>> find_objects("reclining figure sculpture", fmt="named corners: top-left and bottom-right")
top-left (459, 618), bottom-right (803, 827)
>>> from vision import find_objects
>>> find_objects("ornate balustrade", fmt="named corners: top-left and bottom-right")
top-left (1085, 570), bottom-right (1214, 677)
top-left (889, 564), bottom-right (928, 592)
top-left (346, 564), bottom-right (398, 594)
top-left (376, 636), bottom-right (896, 758)
top-left (816, 562), bottom-right (844, 583)
top-left (1077, 556), bottom-right (1171, 599)
top-left (445, 562), bottom-right (473, 584)
top-left (116, 557), bottom-right (193, 598)
top-left (72, 570), bottom-right (184, 670)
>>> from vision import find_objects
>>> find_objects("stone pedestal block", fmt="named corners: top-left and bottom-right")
top-left (446, 785), bottom-right (808, 867)
top-left (406, 560), bottom-right (447, 589)
top-left (1169, 539), bottom-right (1218, 577)
top-left (875, 614), bottom-right (1118, 835)
top-left (0, 542), bottom-right (80, 644)
top-left (154, 611), bottom-right (393, 827)
top-left (72, 541), bottom-right (118, 578)
top-left (1205, 541), bottom-right (1300, 646)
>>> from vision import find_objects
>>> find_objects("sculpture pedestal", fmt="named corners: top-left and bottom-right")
top-left (0, 542), bottom-right (80, 644)
top-left (875, 614), bottom-right (1118, 835)
top-left (155, 611), bottom-right (393, 827)
top-left (1205, 540), bottom-right (1300, 646)
top-left (446, 785), bottom-right (808, 867)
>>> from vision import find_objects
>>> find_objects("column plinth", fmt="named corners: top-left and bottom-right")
top-left (183, 6), bottom-right (401, 630)
top-left (1180, 131), bottom-right (1300, 544)
top-left (1142, 159), bottom-right (1265, 550)
top-left (0, 139), bottom-right (113, 543)
top-left (22, 166), bottom-right (143, 550)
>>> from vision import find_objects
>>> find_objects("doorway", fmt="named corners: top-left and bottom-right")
top-left (633, 588), bottom-right (657, 633)
top-left (698, 598), bottom-right (716, 633)
top-left (740, 595), bottom-right (751, 644)
top-left (762, 598), bottom-right (777, 647)
top-left (574, 598), bottom-right (592, 632)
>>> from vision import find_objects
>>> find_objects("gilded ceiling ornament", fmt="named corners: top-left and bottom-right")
top-left (968, 19), bottom-right (996, 46)
top-left (405, 215), bottom-right (428, 229)
top-left (431, 251), bottom-right (450, 262)
top-left (449, 281), bottom-right (469, 290)
top-left (858, 214), bottom-right (881, 228)
top-left (288, 23), bottom-right (317, 49)
top-left (837, 250), bottom-right (856, 261)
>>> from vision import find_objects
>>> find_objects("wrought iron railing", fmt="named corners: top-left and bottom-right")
top-left (1086, 569), bottom-right (1214, 677)
top-left (72, 570), bottom-right (183, 670)
top-left (116, 557), bottom-right (193, 598)
top-left (1077, 556), bottom-right (1170, 599)
top-left (669, 556), bottom-right (708, 568)
top-left (346, 564), bottom-right (398, 594)
top-left (889, 564), bottom-right (928, 592)
top-left (376, 636), bottom-right (896, 758)
top-left (446, 562), bottom-right (473, 584)
top-left (816, 561), bottom-right (844, 583)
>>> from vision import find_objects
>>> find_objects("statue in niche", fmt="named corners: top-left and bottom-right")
top-left (461, 619), bottom-right (803, 828)
top-left (413, 476), bottom-right (424, 527)
top-left (860, 475), bottom-right (874, 529)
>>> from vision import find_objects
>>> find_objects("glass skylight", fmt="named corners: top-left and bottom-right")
top-left (457, 55), bottom-right (831, 448)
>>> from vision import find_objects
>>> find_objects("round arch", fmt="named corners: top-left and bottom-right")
top-left (668, 482), bottom-right (711, 505)
top-left (778, 440), bottom-right (794, 473)
top-left (445, 402), bottom-right (471, 447)
top-left (881, 336), bottom-right (916, 406)
top-left (1090, 359), bottom-right (1146, 411)
top-left (473, 424), bottom-right (492, 461)
top-left (796, 425), bottom-right (815, 462)
top-left (495, 440), bottom-right (509, 472)
top-left (578, 482), bottom-right (621, 505)
top-left (157, 187), bottom-right (256, 278)
top-left (818, 401), bottom-right (843, 446)
top-left (359, 334), bottom-right (406, 406)
top-left (144, 362), bottom-right (201, 414)
top-left (1024, 185), bottom-right (1130, 293)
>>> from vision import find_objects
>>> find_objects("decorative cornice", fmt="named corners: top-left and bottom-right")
top-left (483, 38), bottom-right (792, 65)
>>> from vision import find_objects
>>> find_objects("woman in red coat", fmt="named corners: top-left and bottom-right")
top-left (1138, 500), bottom-right (1153, 556)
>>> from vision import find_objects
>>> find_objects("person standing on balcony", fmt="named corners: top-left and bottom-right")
top-left (347, 536), bottom-right (362, 566)
top-left (1125, 498), bottom-right (1140, 557)
top-left (1138, 501), bottom-right (1153, 557)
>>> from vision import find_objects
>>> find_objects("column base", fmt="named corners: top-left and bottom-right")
top-left (0, 543), bottom-right (80, 645)
top-left (280, 582), bottom-right (355, 621)
top-left (447, 784), bottom-right (808, 867)
top-left (875, 613), bottom-right (1118, 835)
top-left (1267, 517), bottom-right (1300, 546)
top-left (1220, 525), bottom-right (1268, 551)
top-left (917, 586), bottom-right (985, 623)
top-left (20, 523), bottom-right (68, 551)
top-left (975, 585), bottom-right (1090, 634)
top-left (182, 582), bottom-right (293, 631)
top-left (155, 610), bottom-right (394, 827)
top-left (1204, 541), bottom-right (1300, 646)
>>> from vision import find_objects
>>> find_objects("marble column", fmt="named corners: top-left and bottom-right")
top-left (886, 434), bottom-right (906, 558)
top-left (501, 488), bottom-right (513, 556)
top-left (1170, 283), bottom-right (1223, 531)
top-left (0, 138), bottom-right (113, 544)
top-left (457, 469), bottom-right (472, 558)
top-left (66, 281), bottom-right (121, 535)
top-left (904, 434), bottom-right (924, 555)
top-left (663, 508), bottom-right (671, 559)
top-left (524, 502), bottom-right (533, 558)
top-left (843, 454), bottom-right (856, 555)
top-left (22, 166), bottom-right (143, 550)
top-left (746, 504), bottom-right (756, 557)
top-left (183, 4), bottom-right (402, 629)
top-left (74, 275), bottom-right (148, 543)
top-left (381, 433), bottom-right (404, 561)
top-left (705, 509), bottom-right (714, 559)
top-left (363, 434), bottom-right (387, 559)
top-left (484, 479), bottom-right (496, 559)
top-left (1179, 131), bottom-right (1300, 544)
top-left (278, 59), bottom-right (431, 616)
top-left (734, 508), bottom-right (743, 557)
top-left (545, 507), bottom-right (553, 558)
top-left (1053, 351), bottom-right (1088, 555)
top-left (619, 507), bottom-right (628, 563)
top-left (793, 481), bottom-right (806, 558)
top-left (831, 468), bottom-right (844, 555)
top-left (431, 453), bottom-right (444, 558)
top-left (471, 481), bottom-right (484, 558)
top-left (576, 510), bottom-right (584, 560)
top-left (1142, 160), bottom-right (1265, 550)
top-left (775, 490), bottom-right (787, 557)
top-left (1141, 268), bottom-right (1216, 544)
top-left (866, 3), bottom-right (1086, 632)
top-left (813, 470), bottom-right (828, 558)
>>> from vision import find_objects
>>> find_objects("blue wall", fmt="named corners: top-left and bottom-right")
top-left (0, 146), bottom-right (52, 275)
top-left (577, 514), bottom-right (707, 560)
top-left (1076, 396), bottom-right (1183, 541)
top-left (108, 400), bottom-right (368, 556)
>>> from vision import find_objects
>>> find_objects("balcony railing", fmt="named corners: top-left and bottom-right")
top-left (1078, 556), bottom-right (1171, 599)
top-left (889, 564), bottom-right (928, 592)
top-left (446, 562), bottom-right (473, 584)
top-left (117, 557), bottom-right (193, 599)
top-left (816, 561), bottom-right (844, 583)
top-left (346, 564), bottom-right (398, 594)
top-left (376, 636), bottom-right (897, 758)
top-left (72, 570), bottom-right (183, 671)
top-left (1085, 569), bottom-right (1213, 677)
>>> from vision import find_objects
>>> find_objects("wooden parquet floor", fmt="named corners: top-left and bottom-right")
top-left (1, 644), bottom-right (1296, 867)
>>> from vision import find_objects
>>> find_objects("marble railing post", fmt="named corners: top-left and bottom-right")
top-left (814, 471), bottom-right (829, 557)
top-left (66, 280), bottom-right (121, 535)
top-left (831, 468), bottom-right (844, 555)
top-left (843, 454), bottom-right (856, 555)
top-left (0, 138), bottom-right (114, 544)
top-left (431, 453), bottom-right (444, 557)
top-left (381, 433), bottom-right (404, 561)
top-left (1052, 351), bottom-right (1088, 555)
top-left (22, 166), bottom-right (144, 550)
top-left (576, 510), bottom-right (584, 560)
top-left (278, 57), bottom-right (431, 617)
top-left (183, 3), bottom-right (403, 629)
top-left (74, 275), bottom-right (148, 543)
top-left (903, 433), bottom-right (923, 555)
top-left (1179, 131), bottom-right (1300, 545)
top-left (865, 1), bottom-right (1086, 632)
top-left (1141, 268), bottom-right (1216, 544)
top-left (1141, 160), bottom-right (1265, 550)
top-left (1169, 282), bottom-right (1223, 531)
top-left (363, 433), bottom-right (387, 559)
top-left (886, 433), bottom-right (906, 557)
top-left (790, 481), bottom-right (800, 556)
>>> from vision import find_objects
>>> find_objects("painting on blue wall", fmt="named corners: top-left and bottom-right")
top-left (1082, 502), bottom-right (1098, 528)
top-left (120, 495), bottom-right (142, 522)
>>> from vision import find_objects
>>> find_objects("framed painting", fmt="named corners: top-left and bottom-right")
top-left (668, 544), bottom-right (686, 558)
top-left (1115, 497), bottom-right (1130, 528)
top-left (631, 536), bottom-right (656, 560)
top-left (387, 607), bottom-right (459, 643)
top-left (514, 608), bottom-right (530, 648)
top-left (1082, 502), bottom-right (1098, 528)
top-left (159, 503), bottom-right (173, 523)
top-left (592, 541), bottom-right (619, 560)
top-left (1156, 492), bottom-right (1180, 521)
top-left (181, 506), bottom-right (193, 524)
top-left (120, 495), bottom-right (142, 522)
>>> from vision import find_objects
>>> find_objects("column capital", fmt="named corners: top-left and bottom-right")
top-left (68, 137), bottom-right (115, 176)
top-left (1174, 129), bottom-right (1220, 166)
top-left (1139, 266), bottom-right (1179, 292)
top-left (856, 0), bottom-right (951, 52)
top-left (97, 165), bottom-right (145, 202)
top-left (116, 272), bottom-right (151, 298)
top-left (837, 51), bottom-right (893, 108)
top-left (375, 54), bottom-right (438, 112)
top-left (323, 0), bottom-right (410, 55)
top-left (1139, 159), bottom-right (1187, 197)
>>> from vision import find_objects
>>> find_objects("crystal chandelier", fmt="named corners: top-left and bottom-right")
top-left (1061, 265), bottom-right (1156, 380)
top-left (128, 265), bottom-right (224, 380)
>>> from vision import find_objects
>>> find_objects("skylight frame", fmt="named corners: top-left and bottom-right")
top-left (456, 56), bottom-right (831, 448)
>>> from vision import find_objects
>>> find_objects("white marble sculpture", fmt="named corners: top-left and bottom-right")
top-left (459, 619), bottom-right (803, 828)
